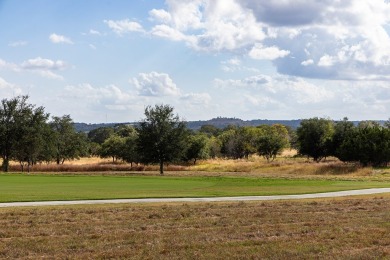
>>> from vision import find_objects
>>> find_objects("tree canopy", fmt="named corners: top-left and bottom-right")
top-left (136, 104), bottom-right (188, 174)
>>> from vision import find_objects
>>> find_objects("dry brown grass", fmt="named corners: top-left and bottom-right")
top-left (5, 152), bottom-right (390, 181)
top-left (0, 195), bottom-right (389, 259)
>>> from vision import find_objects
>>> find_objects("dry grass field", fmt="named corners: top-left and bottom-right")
top-left (0, 195), bottom-right (389, 259)
top-left (6, 151), bottom-right (390, 182)
top-left (2, 150), bottom-right (390, 259)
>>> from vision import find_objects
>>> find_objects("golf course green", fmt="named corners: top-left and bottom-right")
top-left (1, 174), bottom-right (389, 202)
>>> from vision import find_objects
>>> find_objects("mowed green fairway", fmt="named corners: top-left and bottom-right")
top-left (0, 174), bottom-right (389, 203)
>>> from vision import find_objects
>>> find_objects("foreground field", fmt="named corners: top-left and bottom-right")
top-left (1, 174), bottom-right (390, 203)
top-left (0, 196), bottom-right (389, 259)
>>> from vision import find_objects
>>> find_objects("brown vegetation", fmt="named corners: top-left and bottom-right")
top-left (6, 153), bottom-right (390, 181)
top-left (0, 196), bottom-right (389, 259)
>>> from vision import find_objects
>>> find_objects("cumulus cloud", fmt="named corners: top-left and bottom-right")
top-left (64, 84), bottom-right (134, 105)
top-left (0, 57), bottom-right (68, 80)
top-left (148, 0), bottom-right (390, 80)
top-left (130, 72), bottom-right (181, 97)
top-left (149, 0), bottom-right (265, 52)
top-left (149, 9), bottom-right (172, 23)
top-left (0, 77), bottom-right (22, 97)
top-left (20, 57), bottom-right (68, 80)
top-left (104, 19), bottom-right (144, 35)
top-left (0, 59), bottom-right (19, 71)
top-left (214, 74), bottom-right (334, 106)
top-left (212, 73), bottom-right (390, 119)
top-left (180, 92), bottom-right (211, 105)
top-left (49, 33), bottom-right (74, 44)
top-left (21, 57), bottom-right (67, 71)
top-left (248, 44), bottom-right (290, 60)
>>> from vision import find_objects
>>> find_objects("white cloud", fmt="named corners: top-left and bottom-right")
top-left (0, 77), bottom-right (22, 97)
top-left (149, 0), bottom-right (265, 52)
top-left (20, 57), bottom-right (68, 80)
top-left (301, 59), bottom-right (314, 66)
top-left (21, 57), bottom-right (67, 71)
top-left (49, 33), bottom-right (74, 44)
top-left (214, 74), bottom-right (333, 106)
top-left (318, 54), bottom-right (336, 67)
top-left (8, 41), bottom-right (28, 47)
top-left (248, 44), bottom-right (290, 60)
top-left (0, 59), bottom-right (19, 71)
top-left (0, 57), bottom-right (68, 80)
top-left (64, 84), bottom-right (134, 104)
top-left (148, 0), bottom-right (390, 80)
top-left (149, 9), bottom-right (172, 23)
top-left (151, 24), bottom-right (193, 42)
top-left (130, 71), bottom-right (181, 97)
top-left (89, 29), bottom-right (101, 35)
top-left (104, 19), bottom-right (144, 35)
top-left (180, 92), bottom-right (211, 105)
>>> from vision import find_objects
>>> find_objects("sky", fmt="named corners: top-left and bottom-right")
top-left (1, 0), bottom-right (390, 123)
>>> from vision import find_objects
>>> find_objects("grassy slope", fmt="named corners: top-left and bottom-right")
top-left (0, 174), bottom-right (389, 202)
top-left (0, 196), bottom-right (389, 259)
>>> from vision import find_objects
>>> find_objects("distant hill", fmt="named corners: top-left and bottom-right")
top-left (74, 118), bottom-right (302, 133)
top-left (186, 117), bottom-right (302, 130)
top-left (74, 118), bottom-right (386, 133)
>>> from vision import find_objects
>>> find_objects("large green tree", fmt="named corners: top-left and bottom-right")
top-left (257, 124), bottom-right (290, 162)
top-left (296, 118), bottom-right (334, 162)
top-left (136, 104), bottom-right (187, 175)
top-left (13, 105), bottom-right (50, 172)
top-left (0, 96), bottom-right (49, 172)
top-left (50, 115), bottom-right (87, 164)
top-left (338, 126), bottom-right (390, 167)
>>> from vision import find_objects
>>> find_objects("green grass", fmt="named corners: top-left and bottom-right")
top-left (1, 174), bottom-right (389, 203)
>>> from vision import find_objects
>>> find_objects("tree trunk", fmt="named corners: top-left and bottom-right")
top-left (159, 160), bottom-right (164, 175)
top-left (2, 157), bottom-right (9, 172)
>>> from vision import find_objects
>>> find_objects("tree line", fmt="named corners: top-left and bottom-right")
top-left (1, 96), bottom-right (390, 174)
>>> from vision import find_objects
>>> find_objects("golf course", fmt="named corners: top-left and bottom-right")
top-left (1, 173), bottom-right (390, 203)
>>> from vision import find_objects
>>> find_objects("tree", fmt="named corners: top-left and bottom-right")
top-left (136, 104), bottom-right (187, 175)
top-left (0, 96), bottom-right (49, 172)
top-left (50, 115), bottom-right (87, 164)
top-left (199, 124), bottom-right (221, 137)
top-left (384, 118), bottom-right (390, 129)
top-left (239, 127), bottom-right (262, 159)
top-left (207, 136), bottom-right (221, 159)
top-left (184, 133), bottom-right (209, 164)
top-left (100, 135), bottom-right (126, 162)
top-left (330, 117), bottom-right (354, 158)
top-left (121, 134), bottom-right (139, 167)
top-left (218, 128), bottom-right (244, 159)
top-left (337, 126), bottom-right (390, 167)
top-left (296, 118), bottom-right (334, 162)
top-left (257, 124), bottom-right (290, 162)
top-left (13, 105), bottom-right (50, 172)
top-left (88, 127), bottom-right (114, 144)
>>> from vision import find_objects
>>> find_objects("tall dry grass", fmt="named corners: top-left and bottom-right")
top-left (0, 196), bottom-right (389, 259)
top-left (4, 151), bottom-right (390, 179)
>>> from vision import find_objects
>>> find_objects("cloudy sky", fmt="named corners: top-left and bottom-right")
top-left (1, 0), bottom-right (390, 123)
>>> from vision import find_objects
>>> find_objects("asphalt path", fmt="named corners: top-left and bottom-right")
top-left (0, 188), bottom-right (389, 208)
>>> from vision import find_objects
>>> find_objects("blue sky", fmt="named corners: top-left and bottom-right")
top-left (1, 0), bottom-right (390, 123)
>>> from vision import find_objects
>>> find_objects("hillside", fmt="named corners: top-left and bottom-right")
top-left (74, 118), bottom-right (302, 132)
top-left (74, 118), bottom-right (383, 133)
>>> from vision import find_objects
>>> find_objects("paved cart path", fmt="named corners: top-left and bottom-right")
top-left (1, 188), bottom-right (389, 208)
